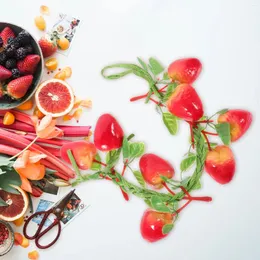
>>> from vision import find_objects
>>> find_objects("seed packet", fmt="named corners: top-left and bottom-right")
top-left (32, 199), bottom-right (54, 227)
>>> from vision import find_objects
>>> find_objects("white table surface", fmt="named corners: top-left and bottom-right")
top-left (2, 0), bottom-right (260, 259)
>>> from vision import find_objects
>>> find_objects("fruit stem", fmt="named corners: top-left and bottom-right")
top-left (67, 149), bottom-right (83, 179)
top-left (163, 182), bottom-right (176, 195)
top-left (201, 131), bottom-right (212, 151)
top-left (174, 200), bottom-right (192, 215)
top-left (122, 159), bottom-right (128, 176)
top-left (201, 131), bottom-right (218, 136)
top-left (188, 122), bottom-right (195, 148)
top-left (9, 136), bottom-right (38, 160)
top-left (93, 159), bottom-right (107, 167)
top-left (195, 120), bottom-right (214, 124)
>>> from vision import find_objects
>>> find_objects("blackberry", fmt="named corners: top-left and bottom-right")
top-left (0, 52), bottom-right (7, 65)
top-left (24, 45), bottom-right (33, 54)
top-left (0, 36), bottom-right (3, 48)
top-left (17, 30), bottom-right (31, 45)
top-left (9, 39), bottom-right (20, 49)
top-left (7, 37), bottom-right (14, 45)
top-left (11, 68), bottom-right (20, 79)
top-left (6, 46), bottom-right (16, 58)
top-left (5, 59), bottom-right (16, 69)
top-left (15, 47), bottom-right (27, 60)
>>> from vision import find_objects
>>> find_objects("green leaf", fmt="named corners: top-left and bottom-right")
top-left (0, 197), bottom-right (8, 206)
top-left (151, 196), bottom-right (171, 213)
top-left (129, 143), bottom-right (145, 158)
top-left (216, 108), bottom-right (228, 115)
top-left (162, 224), bottom-right (174, 234)
top-left (0, 168), bottom-right (21, 194)
top-left (215, 123), bottom-right (231, 145)
top-left (148, 58), bottom-right (164, 76)
top-left (106, 149), bottom-right (121, 167)
top-left (91, 153), bottom-right (102, 171)
top-left (163, 113), bottom-right (178, 135)
top-left (163, 72), bottom-right (170, 80)
top-left (144, 199), bottom-right (152, 208)
top-left (193, 181), bottom-right (202, 190)
top-left (137, 57), bottom-right (148, 71)
top-left (133, 171), bottom-right (145, 188)
top-left (122, 137), bottom-right (130, 159)
top-left (180, 153), bottom-right (196, 172)
top-left (162, 82), bottom-right (177, 102)
top-left (127, 134), bottom-right (135, 141)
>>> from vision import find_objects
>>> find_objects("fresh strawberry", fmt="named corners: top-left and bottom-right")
top-left (7, 75), bottom-right (33, 99)
top-left (0, 27), bottom-right (15, 46)
top-left (17, 55), bottom-right (41, 75)
top-left (0, 65), bottom-right (12, 80)
top-left (38, 35), bottom-right (57, 58)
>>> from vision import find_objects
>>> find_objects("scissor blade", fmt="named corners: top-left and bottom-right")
top-left (53, 189), bottom-right (75, 218)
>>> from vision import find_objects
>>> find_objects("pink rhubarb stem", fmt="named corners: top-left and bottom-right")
top-left (0, 144), bottom-right (21, 156)
top-left (24, 133), bottom-right (71, 146)
top-left (0, 118), bottom-right (35, 132)
top-left (0, 128), bottom-right (75, 178)
top-left (39, 146), bottom-right (61, 157)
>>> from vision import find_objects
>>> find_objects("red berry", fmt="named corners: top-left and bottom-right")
top-left (168, 58), bottom-right (202, 84)
top-left (0, 65), bottom-right (12, 80)
top-left (167, 84), bottom-right (204, 122)
top-left (94, 114), bottom-right (124, 151)
top-left (0, 27), bottom-right (15, 46)
top-left (38, 36), bottom-right (57, 58)
top-left (17, 54), bottom-right (41, 75)
top-left (218, 109), bottom-right (252, 142)
top-left (140, 209), bottom-right (174, 242)
top-left (139, 153), bottom-right (174, 188)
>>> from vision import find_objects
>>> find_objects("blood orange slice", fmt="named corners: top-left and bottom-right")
top-left (35, 79), bottom-right (74, 117)
top-left (0, 186), bottom-right (28, 222)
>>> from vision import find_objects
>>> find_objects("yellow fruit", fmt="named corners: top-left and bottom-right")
top-left (13, 216), bottom-right (24, 227)
top-left (57, 37), bottom-right (70, 50)
top-left (54, 70), bottom-right (67, 80)
top-left (34, 106), bottom-right (45, 119)
top-left (40, 5), bottom-right (50, 15)
top-left (17, 99), bottom-right (33, 110)
top-left (45, 57), bottom-right (58, 71)
top-left (63, 67), bottom-right (72, 78)
top-left (34, 16), bottom-right (46, 31)
top-left (3, 111), bottom-right (15, 125)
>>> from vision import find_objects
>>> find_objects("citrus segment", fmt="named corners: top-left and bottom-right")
top-left (45, 58), bottom-right (58, 71)
top-left (35, 79), bottom-right (74, 117)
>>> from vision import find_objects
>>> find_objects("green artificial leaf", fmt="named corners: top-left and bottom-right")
top-left (0, 156), bottom-right (13, 167)
top-left (151, 196), bottom-right (171, 213)
top-left (148, 58), bottom-right (164, 76)
top-left (0, 197), bottom-right (8, 206)
top-left (91, 153), bottom-right (102, 171)
top-left (0, 168), bottom-right (21, 194)
top-left (216, 108), bottom-right (228, 115)
top-left (133, 171), bottom-right (145, 188)
top-left (127, 134), bottom-right (135, 141)
top-left (129, 143), bottom-right (145, 158)
top-left (180, 177), bottom-right (191, 186)
top-left (193, 181), bottom-right (202, 190)
top-left (106, 149), bottom-right (121, 167)
top-left (122, 137), bottom-right (130, 159)
top-left (180, 153), bottom-right (196, 172)
top-left (162, 224), bottom-right (174, 234)
top-left (144, 199), bottom-right (152, 208)
top-left (163, 113), bottom-right (178, 135)
top-left (162, 82), bottom-right (177, 102)
top-left (163, 72), bottom-right (170, 80)
top-left (137, 57), bottom-right (148, 71)
top-left (215, 123), bottom-right (231, 145)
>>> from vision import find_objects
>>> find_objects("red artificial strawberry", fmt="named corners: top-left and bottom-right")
top-left (17, 55), bottom-right (41, 75)
top-left (0, 27), bottom-right (15, 46)
top-left (0, 65), bottom-right (12, 80)
top-left (38, 35), bottom-right (57, 58)
top-left (7, 75), bottom-right (33, 99)
top-left (167, 83), bottom-right (204, 122)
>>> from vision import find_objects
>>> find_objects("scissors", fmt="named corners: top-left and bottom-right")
top-left (23, 190), bottom-right (75, 249)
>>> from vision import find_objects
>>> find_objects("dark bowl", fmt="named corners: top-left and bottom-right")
top-left (0, 22), bottom-right (44, 109)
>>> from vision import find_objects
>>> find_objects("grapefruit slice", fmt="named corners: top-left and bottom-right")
top-left (0, 185), bottom-right (28, 222)
top-left (35, 79), bottom-right (74, 117)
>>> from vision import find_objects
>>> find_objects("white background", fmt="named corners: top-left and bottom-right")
top-left (2, 0), bottom-right (260, 259)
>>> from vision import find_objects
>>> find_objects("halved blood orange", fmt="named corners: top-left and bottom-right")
top-left (0, 185), bottom-right (28, 222)
top-left (35, 79), bottom-right (74, 117)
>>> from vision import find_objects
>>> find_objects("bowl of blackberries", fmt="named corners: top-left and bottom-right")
top-left (0, 23), bottom-right (43, 109)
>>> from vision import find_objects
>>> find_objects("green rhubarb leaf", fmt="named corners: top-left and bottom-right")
top-left (162, 224), bottom-right (174, 234)
top-left (151, 196), bottom-right (171, 213)
top-left (148, 58), bottom-right (164, 76)
top-left (122, 137), bottom-right (130, 159)
top-left (137, 57), bottom-right (148, 71)
top-left (215, 123), bottom-right (231, 145)
top-left (180, 153), bottom-right (196, 172)
top-left (133, 170), bottom-right (145, 188)
top-left (91, 153), bottom-right (102, 171)
top-left (0, 197), bottom-right (8, 207)
top-left (129, 142), bottom-right (145, 159)
top-left (0, 168), bottom-right (21, 194)
top-left (163, 113), bottom-right (178, 135)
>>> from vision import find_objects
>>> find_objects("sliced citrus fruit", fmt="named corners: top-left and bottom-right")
top-left (3, 111), bottom-right (15, 125)
top-left (17, 99), bottom-right (33, 111)
top-left (0, 185), bottom-right (28, 222)
top-left (35, 79), bottom-right (74, 117)
top-left (57, 37), bottom-right (70, 50)
top-left (45, 58), bottom-right (58, 71)
top-left (54, 70), bottom-right (67, 80)
top-left (34, 16), bottom-right (46, 31)
top-left (63, 67), bottom-right (72, 78)
top-left (40, 5), bottom-right (50, 15)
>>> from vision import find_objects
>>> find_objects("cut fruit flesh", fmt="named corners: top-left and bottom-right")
top-left (0, 185), bottom-right (28, 222)
top-left (35, 79), bottom-right (74, 117)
